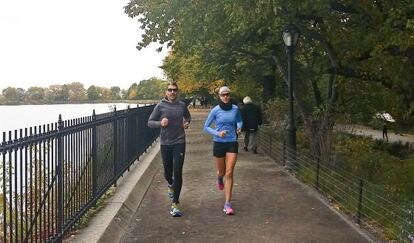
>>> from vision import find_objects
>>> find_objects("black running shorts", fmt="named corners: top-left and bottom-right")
top-left (213, 141), bottom-right (238, 158)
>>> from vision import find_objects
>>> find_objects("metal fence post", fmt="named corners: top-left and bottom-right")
top-left (126, 105), bottom-right (131, 172)
top-left (407, 203), bottom-right (414, 241)
top-left (113, 107), bottom-right (118, 187)
top-left (269, 134), bottom-right (273, 158)
top-left (315, 156), bottom-right (320, 190)
top-left (92, 110), bottom-right (97, 196)
top-left (357, 178), bottom-right (364, 224)
top-left (283, 140), bottom-right (286, 166)
top-left (56, 115), bottom-right (64, 242)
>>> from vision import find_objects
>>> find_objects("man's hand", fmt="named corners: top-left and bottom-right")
top-left (236, 128), bottom-right (242, 135)
top-left (160, 118), bottom-right (169, 127)
top-left (183, 122), bottom-right (190, 129)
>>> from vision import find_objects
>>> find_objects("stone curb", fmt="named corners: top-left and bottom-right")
top-left (72, 140), bottom-right (161, 243)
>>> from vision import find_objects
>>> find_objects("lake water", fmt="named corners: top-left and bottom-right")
top-left (0, 103), bottom-right (153, 194)
top-left (0, 103), bottom-right (138, 134)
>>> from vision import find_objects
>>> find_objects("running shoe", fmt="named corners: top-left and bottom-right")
top-left (167, 184), bottom-right (174, 199)
top-left (217, 176), bottom-right (224, 190)
top-left (170, 203), bottom-right (182, 217)
top-left (223, 202), bottom-right (234, 215)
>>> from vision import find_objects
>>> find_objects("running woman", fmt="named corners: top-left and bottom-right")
top-left (203, 86), bottom-right (242, 215)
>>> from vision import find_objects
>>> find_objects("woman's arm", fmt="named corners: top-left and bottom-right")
top-left (203, 109), bottom-right (219, 136)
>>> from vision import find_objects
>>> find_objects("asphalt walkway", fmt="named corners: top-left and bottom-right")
top-left (120, 111), bottom-right (373, 243)
top-left (338, 124), bottom-right (414, 145)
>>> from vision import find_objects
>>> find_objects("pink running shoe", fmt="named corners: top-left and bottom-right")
top-left (223, 202), bottom-right (234, 215)
top-left (217, 176), bottom-right (224, 190)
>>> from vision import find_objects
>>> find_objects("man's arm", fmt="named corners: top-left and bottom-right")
top-left (147, 105), bottom-right (162, 128)
top-left (236, 109), bottom-right (243, 130)
top-left (183, 104), bottom-right (191, 129)
top-left (183, 104), bottom-right (191, 124)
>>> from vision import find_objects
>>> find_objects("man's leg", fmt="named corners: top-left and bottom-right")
top-left (249, 131), bottom-right (258, 153)
top-left (244, 131), bottom-right (250, 151)
top-left (160, 145), bottom-right (174, 186)
top-left (172, 143), bottom-right (186, 203)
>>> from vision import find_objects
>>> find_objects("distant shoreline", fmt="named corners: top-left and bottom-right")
top-left (0, 99), bottom-right (158, 106)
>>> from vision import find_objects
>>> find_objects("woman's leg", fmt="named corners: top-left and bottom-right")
top-left (224, 152), bottom-right (237, 203)
top-left (215, 156), bottom-right (226, 177)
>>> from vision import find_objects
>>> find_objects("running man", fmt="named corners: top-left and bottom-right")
top-left (148, 81), bottom-right (191, 217)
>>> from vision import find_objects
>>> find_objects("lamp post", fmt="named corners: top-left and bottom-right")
top-left (283, 23), bottom-right (300, 171)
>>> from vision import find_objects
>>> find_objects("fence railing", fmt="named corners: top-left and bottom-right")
top-left (258, 129), bottom-right (414, 242)
top-left (0, 104), bottom-right (160, 242)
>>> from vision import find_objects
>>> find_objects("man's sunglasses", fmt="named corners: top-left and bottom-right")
top-left (220, 93), bottom-right (230, 97)
top-left (167, 88), bottom-right (178, 92)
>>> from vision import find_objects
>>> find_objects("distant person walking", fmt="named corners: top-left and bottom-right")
top-left (148, 81), bottom-right (191, 217)
top-left (203, 86), bottom-right (242, 215)
top-left (240, 96), bottom-right (262, 154)
top-left (383, 122), bottom-right (388, 142)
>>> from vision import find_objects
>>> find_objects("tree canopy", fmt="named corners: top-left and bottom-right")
top-left (1, 77), bottom-right (171, 104)
top-left (125, 0), bottom-right (414, 156)
top-left (124, 77), bottom-right (168, 100)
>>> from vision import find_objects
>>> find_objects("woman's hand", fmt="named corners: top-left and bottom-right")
top-left (218, 130), bottom-right (227, 138)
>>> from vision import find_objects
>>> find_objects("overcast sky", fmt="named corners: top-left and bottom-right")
top-left (0, 0), bottom-right (168, 91)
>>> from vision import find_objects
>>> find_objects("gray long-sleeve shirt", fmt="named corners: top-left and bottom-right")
top-left (147, 98), bottom-right (191, 145)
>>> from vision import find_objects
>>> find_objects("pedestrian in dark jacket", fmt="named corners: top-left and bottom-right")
top-left (382, 122), bottom-right (388, 142)
top-left (240, 96), bottom-right (262, 154)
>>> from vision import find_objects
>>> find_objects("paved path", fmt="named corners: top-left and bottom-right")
top-left (121, 111), bottom-right (373, 243)
top-left (338, 124), bottom-right (414, 145)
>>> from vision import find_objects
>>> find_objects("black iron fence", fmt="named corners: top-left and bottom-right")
top-left (0, 104), bottom-right (159, 242)
top-left (258, 128), bottom-right (414, 242)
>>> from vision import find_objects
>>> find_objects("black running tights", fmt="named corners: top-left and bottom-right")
top-left (160, 143), bottom-right (186, 203)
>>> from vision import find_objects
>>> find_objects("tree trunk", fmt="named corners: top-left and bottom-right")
top-left (262, 75), bottom-right (276, 102)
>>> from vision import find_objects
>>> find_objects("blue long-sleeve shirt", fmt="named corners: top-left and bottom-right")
top-left (203, 104), bottom-right (243, 142)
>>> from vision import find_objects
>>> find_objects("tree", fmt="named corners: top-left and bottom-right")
top-left (136, 77), bottom-right (168, 100)
top-left (67, 82), bottom-right (87, 102)
top-left (45, 85), bottom-right (69, 103)
top-left (121, 89), bottom-right (128, 100)
top-left (99, 87), bottom-right (112, 100)
top-left (110, 86), bottom-right (122, 100)
top-left (2, 87), bottom-right (25, 102)
top-left (87, 85), bottom-right (100, 100)
top-left (125, 0), bottom-right (414, 159)
top-left (25, 87), bottom-right (45, 103)
top-left (126, 83), bottom-right (139, 100)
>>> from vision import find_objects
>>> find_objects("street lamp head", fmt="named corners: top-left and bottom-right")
top-left (283, 24), bottom-right (300, 48)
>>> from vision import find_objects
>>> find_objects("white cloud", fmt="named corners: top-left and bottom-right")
top-left (0, 0), bottom-right (168, 91)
